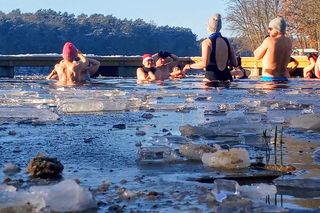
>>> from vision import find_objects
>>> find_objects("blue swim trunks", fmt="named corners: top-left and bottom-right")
top-left (261, 76), bottom-right (289, 82)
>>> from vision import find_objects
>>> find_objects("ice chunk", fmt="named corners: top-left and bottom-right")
top-left (212, 179), bottom-right (240, 202)
top-left (58, 99), bottom-right (127, 113)
top-left (312, 148), bottom-right (320, 162)
top-left (0, 106), bottom-right (59, 122)
top-left (290, 114), bottom-right (320, 130)
top-left (2, 163), bottom-right (21, 176)
top-left (137, 146), bottom-right (172, 163)
top-left (29, 179), bottom-right (97, 212)
top-left (245, 113), bottom-right (262, 123)
top-left (179, 143), bottom-right (219, 160)
top-left (0, 185), bottom-right (16, 192)
top-left (201, 148), bottom-right (250, 169)
top-left (240, 183), bottom-right (277, 200)
top-left (179, 124), bottom-right (218, 138)
top-left (0, 180), bottom-right (96, 212)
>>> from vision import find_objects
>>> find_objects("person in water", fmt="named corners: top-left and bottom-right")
top-left (254, 17), bottom-right (292, 81)
top-left (182, 13), bottom-right (237, 84)
top-left (303, 53), bottom-right (318, 78)
top-left (136, 51), bottom-right (179, 83)
top-left (136, 54), bottom-right (157, 83)
top-left (170, 64), bottom-right (186, 79)
top-left (313, 55), bottom-right (320, 79)
top-left (288, 56), bottom-right (299, 77)
top-left (230, 56), bottom-right (251, 79)
top-left (153, 51), bottom-right (179, 81)
top-left (47, 42), bottom-right (100, 83)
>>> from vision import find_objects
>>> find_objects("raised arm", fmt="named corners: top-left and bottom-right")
top-left (254, 38), bottom-right (269, 60)
top-left (87, 58), bottom-right (100, 77)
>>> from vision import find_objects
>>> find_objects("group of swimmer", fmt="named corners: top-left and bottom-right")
top-left (47, 13), bottom-right (316, 86)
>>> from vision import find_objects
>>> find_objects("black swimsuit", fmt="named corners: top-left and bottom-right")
top-left (205, 36), bottom-right (233, 81)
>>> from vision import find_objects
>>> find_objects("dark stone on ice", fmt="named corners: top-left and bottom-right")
top-left (142, 113), bottom-right (154, 119)
top-left (8, 130), bottom-right (16, 136)
top-left (113, 124), bottom-right (126, 129)
top-left (27, 153), bottom-right (64, 179)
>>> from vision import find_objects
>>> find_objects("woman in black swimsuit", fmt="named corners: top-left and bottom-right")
top-left (183, 13), bottom-right (237, 84)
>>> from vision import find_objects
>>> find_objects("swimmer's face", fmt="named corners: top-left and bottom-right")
top-left (156, 58), bottom-right (165, 67)
top-left (268, 27), bottom-right (279, 37)
top-left (143, 59), bottom-right (154, 68)
top-left (173, 66), bottom-right (181, 72)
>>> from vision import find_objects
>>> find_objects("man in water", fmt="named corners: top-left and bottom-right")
top-left (136, 54), bottom-right (157, 83)
top-left (254, 17), bottom-right (292, 81)
top-left (153, 51), bottom-right (179, 81)
top-left (47, 42), bottom-right (90, 85)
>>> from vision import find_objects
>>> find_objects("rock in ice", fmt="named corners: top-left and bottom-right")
top-left (201, 148), bottom-right (250, 169)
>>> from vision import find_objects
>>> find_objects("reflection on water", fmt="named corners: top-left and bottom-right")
top-left (1, 74), bottom-right (320, 211)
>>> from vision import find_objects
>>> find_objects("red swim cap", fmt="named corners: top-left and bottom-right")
top-left (62, 42), bottom-right (78, 61)
top-left (142, 54), bottom-right (153, 64)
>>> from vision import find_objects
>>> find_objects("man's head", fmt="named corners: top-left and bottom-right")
top-left (156, 58), bottom-right (166, 67)
top-left (62, 42), bottom-right (78, 62)
top-left (207, 13), bottom-right (222, 34)
top-left (142, 54), bottom-right (154, 68)
top-left (268, 17), bottom-right (286, 35)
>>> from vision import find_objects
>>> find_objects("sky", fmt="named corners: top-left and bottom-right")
top-left (0, 0), bottom-right (230, 39)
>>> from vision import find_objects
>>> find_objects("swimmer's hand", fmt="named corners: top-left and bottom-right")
top-left (158, 51), bottom-right (165, 58)
top-left (163, 51), bottom-right (171, 58)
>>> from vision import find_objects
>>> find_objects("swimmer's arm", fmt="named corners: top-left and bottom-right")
top-left (303, 57), bottom-right (316, 77)
top-left (183, 39), bottom-right (210, 72)
top-left (87, 58), bottom-right (100, 76)
top-left (77, 51), bottom-right (89, 73)
top-left (152, 53), bottom-right (160, 62)
top-left (315, 58), bottom-right (320, 78)
top-left (136, 67), bottom-right (155, 83)
top-left (254, 38), bottom-right (268, 60)
top-left (46, 69), bottom-right (57, 80)
top-left (165, 53), bottom-right (179, 69)
top-left (46, 63), bottom-right (61, 80)
top-left (229, 46), bottom-right (238, 67)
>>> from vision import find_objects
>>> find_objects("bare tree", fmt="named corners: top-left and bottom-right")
top-left (226, 0), bottom-right (281, 54)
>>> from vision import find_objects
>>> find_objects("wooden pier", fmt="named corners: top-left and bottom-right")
top-left (0, 55), bottom-right (308, 78)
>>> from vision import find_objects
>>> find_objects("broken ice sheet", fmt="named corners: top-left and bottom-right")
top-left (0, 106), bottom-right (59, 122)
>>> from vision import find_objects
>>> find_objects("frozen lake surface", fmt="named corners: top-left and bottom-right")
top-left (1, 73), bottom-right (320, 212)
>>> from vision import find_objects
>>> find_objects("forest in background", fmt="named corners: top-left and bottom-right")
top-left (0, 9), bottom-right (200, 56)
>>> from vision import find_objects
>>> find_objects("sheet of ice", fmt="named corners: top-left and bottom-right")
top-left (273, 177), bottom-right (320, 189)
top-left (0, 106), bottom-right (59, 122)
